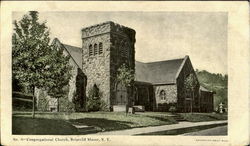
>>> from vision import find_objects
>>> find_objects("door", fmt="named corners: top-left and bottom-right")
top-left (115, 83), bottom-right (127, 105)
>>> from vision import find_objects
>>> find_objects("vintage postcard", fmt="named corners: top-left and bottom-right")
top-left (1, 1), bottom-right (249, 146)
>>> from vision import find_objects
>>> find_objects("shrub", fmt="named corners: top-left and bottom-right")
top-left (59, 97), bottom-right (75, 112)
top-left (87, 84), bottom-right (104, 112)
top-left (169, 106), bottom-right (177, 113)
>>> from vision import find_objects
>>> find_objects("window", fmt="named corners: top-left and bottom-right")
top-left (124, 43), bottom-right (129, 58)
top-left (99, 42), bottom-right (103, 54)
top-left (89, 44), bottom-right (93, 56)
top-left (160, 90), bottom-right (166, 100)
top-left (120, 44), bottom-right (125, 57)
top-left (94, 44), bottom-right (98, 56)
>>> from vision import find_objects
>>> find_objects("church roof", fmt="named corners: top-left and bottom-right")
top-left (62, 44), bottom-right (82, 69)
top-left (52, 38), bottom-right (82, 69)
top-left (135, 57), bottom-right (186, 84)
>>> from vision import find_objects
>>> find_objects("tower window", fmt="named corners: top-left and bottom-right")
top-left (99, 42), bottom-right (103, 54)
top-left (94, 44), bottom-right (98, 56)
top-left (89, 44), bottom-right (93, 56)
top-left (124, 43), bottom-right (129, 58)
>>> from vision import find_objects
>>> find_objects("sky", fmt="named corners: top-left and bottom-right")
top-left (13, 11), bottom-right (228, 75)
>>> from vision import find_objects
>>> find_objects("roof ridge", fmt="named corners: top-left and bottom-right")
top-left (135, 57), bottom-right (185, 64)
top-left (62, 43), bottom-right (82, 49)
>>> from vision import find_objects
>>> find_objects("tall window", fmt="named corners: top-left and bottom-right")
top-left (120, 42), bottom-right (125, 57)
top-left (89, 44), bottom-right (93, 56)
top-left (99, 42), bottom-right (103, 54)
top-left (160, 90), bottom-right (166, 100)
top-left (124, 43), bottom-right (129, 58)
top-left (94, 44), bottom-right (98, 56)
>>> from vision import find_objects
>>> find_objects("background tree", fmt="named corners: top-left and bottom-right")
top-left (184, 73), bottom-right (199, 113)
top-left (195, 69), bottom-right (228, 110)
top-left (12, 11), bottom-right (72, 118)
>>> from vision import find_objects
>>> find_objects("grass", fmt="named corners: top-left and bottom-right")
top-left (13, 112), bottom-right (177, 134)
top-left (136, 123), bottom-right (227, 135)
top-left (13, 116), bottom-right (78, 135)
top-left (12, 112), bottom-right (227, 135)
top-left (178, 113), bottom-right (228, 122)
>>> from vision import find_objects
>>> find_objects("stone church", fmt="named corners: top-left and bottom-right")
top-left (38, 21), bottom-right (214, 113)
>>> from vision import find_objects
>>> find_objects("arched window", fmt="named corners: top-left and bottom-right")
top-left (160, 90), bottom-right (166, 100)
top-left (120, 42), bottom-right (125, 57)
top-left (99, 42), bottom-right (103, 54)
top-left (124, 43), bottom-right (129, 58)
top-left (89, 44), bottom-right (93, 56)
top-left (94, 44), bottom-right (98, 56)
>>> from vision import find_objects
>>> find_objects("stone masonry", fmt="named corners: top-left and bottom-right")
top-left (81, 21), bottom-right (136, 108)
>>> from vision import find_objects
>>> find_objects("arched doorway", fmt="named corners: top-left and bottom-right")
top-left (115, 83), bottom-right (127, 105)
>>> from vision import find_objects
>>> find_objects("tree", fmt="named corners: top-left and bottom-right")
top-left (115, 63), bottom-right (135, 108)
top-left (184, 73), bottom-right (199, 113)
top-left (86, 84), bottom-right (103, 112)
top-left (46, 44), bottom-right (72, 111)
top-left (116, 63), bottom-right (135, 87)
top-left (12, 11), bottom-right (72, 118)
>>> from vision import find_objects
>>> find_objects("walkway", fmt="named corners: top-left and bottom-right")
top-left (92, 120), bottom-right (227, 135)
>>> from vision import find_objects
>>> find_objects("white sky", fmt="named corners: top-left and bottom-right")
top-left (13, 11), bottom-right (228, 75)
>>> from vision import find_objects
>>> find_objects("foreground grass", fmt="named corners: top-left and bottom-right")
top-left (13, 116), bottom-right (78, 135)
top-left (12, 112), bottom-right (227, 135)
top-left (13, 112), bottom-right (177, 134)
top-left (179, 113), bottom-right (228, 122)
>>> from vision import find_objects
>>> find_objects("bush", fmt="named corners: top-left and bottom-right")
top-left (87, 84), bottom-right (104, 112)
top-left (59, 97), bottom-right (75, 112)
top-left (169, 106), bottom-right (177, 113)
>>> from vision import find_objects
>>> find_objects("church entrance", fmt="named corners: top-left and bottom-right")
top-left (115, 83), bottom-right (128, 105)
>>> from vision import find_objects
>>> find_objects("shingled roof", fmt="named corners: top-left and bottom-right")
top-left (52, 38), bottom-right (82, 69)
top-left (62, 44), bottom-right (82, 69)
top-left (135, 57), bottom-right (186, 84)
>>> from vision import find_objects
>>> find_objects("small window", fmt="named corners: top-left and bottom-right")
top-left (124, 43), bottom-right (129, 58)
top-left (160, 90), bottom-right (166, 100)
top-left (89, 44), bottom-right (93, 56)
top-left (121, 46), bottom-right (125, 57)
top-left (94, 44), bottom-right (98, 56)
top-left (99, 43), bottom-right (103, 54)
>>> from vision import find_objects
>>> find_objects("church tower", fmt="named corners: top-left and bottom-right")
top-left (81, 21), bottom-right (136, 110)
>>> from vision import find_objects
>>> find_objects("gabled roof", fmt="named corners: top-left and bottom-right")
top-left (52, 38), bottom-right (82, 69)
top-left (62, 44), bottom-right (82, 69)
top-left (135, 56), bottom-right (187, 84)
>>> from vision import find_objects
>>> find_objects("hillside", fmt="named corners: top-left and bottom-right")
top-left (195, 70), bottom-right (228, 110)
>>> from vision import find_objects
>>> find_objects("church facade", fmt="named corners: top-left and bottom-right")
top-left (38, 21), bottom-right (214, 113)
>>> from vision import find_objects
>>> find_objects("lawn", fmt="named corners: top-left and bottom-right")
top-left (13, 112), bottom-right (177, 134)
top-left (13, 116), bottom-right (78, 135)
top-left (178, 113), bottom-right (228, 122)
top-left (12, 112), bottom-right (227, 135)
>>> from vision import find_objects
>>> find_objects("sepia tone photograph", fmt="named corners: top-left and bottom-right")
top-left (11, 11), bottom-right (228, 136)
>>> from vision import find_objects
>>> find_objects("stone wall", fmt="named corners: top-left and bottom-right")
top-left (109, 23), bottom-right (136, 106)
top-left (82, 33), bottom-right (111, 106)
top-left (176, 56), bottom-right (200, 112)
top-left (82, 21), bottom-right (136, 108)
top-left (154, 84), bottom-right (177, 111)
